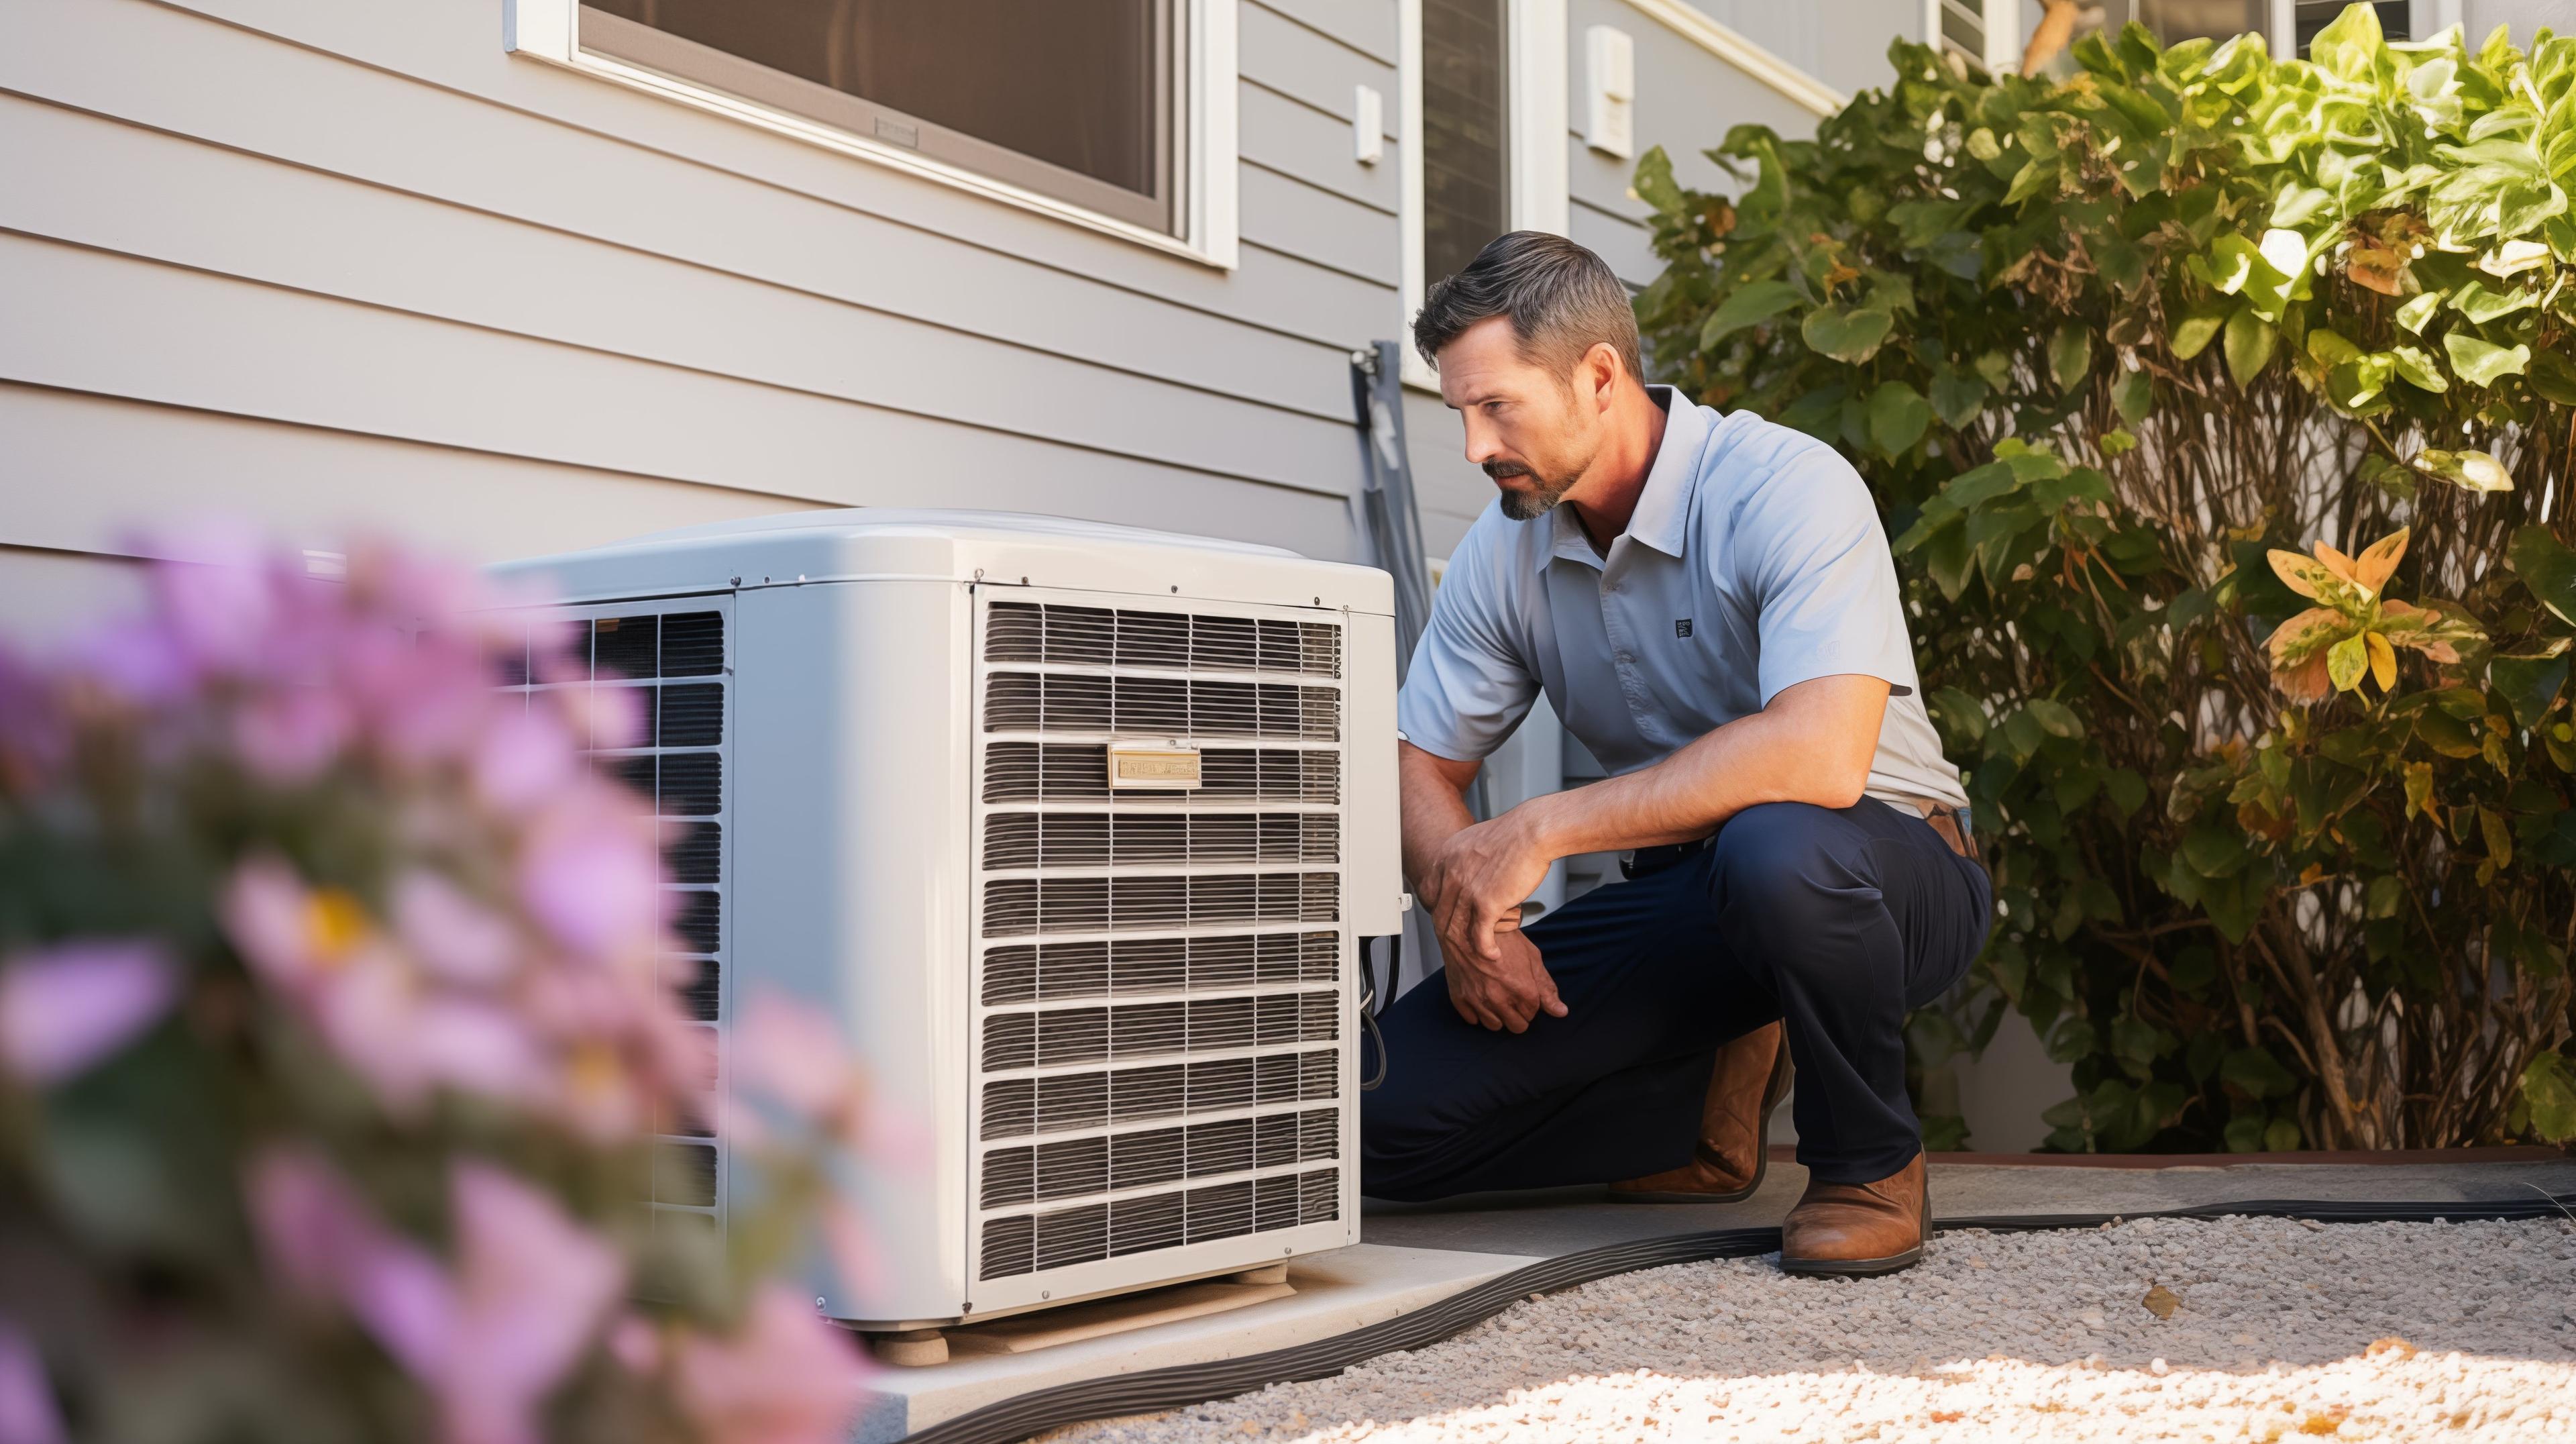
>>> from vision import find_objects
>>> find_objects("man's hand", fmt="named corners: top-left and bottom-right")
top-left (1442, 927), bottom-right (1564, 1032)
top-left (1422, 811), bottom-right (1556, 972)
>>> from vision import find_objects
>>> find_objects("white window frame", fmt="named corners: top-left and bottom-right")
top-left (1397, 0), bottom-right (1570, 389)
top-left (503, 0), bottom-right (1239, 269)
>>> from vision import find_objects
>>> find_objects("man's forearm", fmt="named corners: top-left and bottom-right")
top-left (1516, 676), bottom-right (1887, 860)
top-left (1399, 747), bottom-right (1481, 894)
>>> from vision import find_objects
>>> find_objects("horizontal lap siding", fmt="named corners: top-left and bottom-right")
top-left (0, 0), bottom-right (1400, 619)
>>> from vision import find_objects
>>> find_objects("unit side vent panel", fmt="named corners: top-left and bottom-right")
top-left (496, 603), bottom-right (729, 1233)
top-left (974, 597), bottom-right (1349, 1287)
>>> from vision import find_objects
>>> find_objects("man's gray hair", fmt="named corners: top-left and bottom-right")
top-left (1411, 231), bottom-right (1644, 382)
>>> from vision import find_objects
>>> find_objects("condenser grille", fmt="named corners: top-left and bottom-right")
top-left (983, 672), bottom-right (1340, 740)
top-left (978, 1168), bottom-right (1342, 1280)
top-left (981, 1048), bottom-right (1340, 1139)
top-left (982, 743), bottom-right (1338, 804)
top-left (978, 993), bottom-right (1340, 1072)
top-left (986, 602), bottom-right (1341, 678)
top-left (981, 873), bottom-right (1339, 936)
top-left (981, 932), bottom-right (1340, 1004)
top-left (983, 813), bottom-right (1339, 871)
top-left (496, 601), bottom-right (728, 1233)
top-left (973, 595), bottom-right (1350, 1290)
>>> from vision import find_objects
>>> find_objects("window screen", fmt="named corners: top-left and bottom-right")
top-left (1421, 0), bottom-right (1510, 289)
top-left (581, 0), bottom-right (1175, 234)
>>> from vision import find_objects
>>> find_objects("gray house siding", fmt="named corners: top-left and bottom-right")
top-left (0, 0), bottom-right (1409, 623)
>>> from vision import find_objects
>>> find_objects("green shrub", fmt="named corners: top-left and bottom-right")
top-left (1633, 5), bottom-right (2576, 1150)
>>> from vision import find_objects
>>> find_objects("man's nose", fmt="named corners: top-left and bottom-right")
top-left (1461, 414), bottom-right (1504, 467)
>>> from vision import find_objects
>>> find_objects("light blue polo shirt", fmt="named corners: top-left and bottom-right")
top-left (1399, 387), bottom-right (1970, 814)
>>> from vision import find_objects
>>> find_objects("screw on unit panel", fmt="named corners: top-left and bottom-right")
top-left (974, 568), bottom-right (985, 580)
top-left (1170, 585), bottom-right (1179, 593)
top-left (1020, 576), bottom-right (1029, 584)
top-left (1040, 1290), bottom-right (1051, 1300)
top-left (729, 576), bottom-right (741, 586)
top-left (813, 1296), bottom-right (826, 1310)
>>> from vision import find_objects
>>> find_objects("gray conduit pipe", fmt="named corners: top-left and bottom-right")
top-left (904, 1190), bottom-right (2576, 1444)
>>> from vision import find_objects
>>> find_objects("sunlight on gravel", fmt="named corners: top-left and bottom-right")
top-left (1041, 1215), bottom-right (2576, 1442)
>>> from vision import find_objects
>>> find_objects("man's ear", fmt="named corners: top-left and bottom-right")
top-left (1585, 342), bottom-right (1623, 411)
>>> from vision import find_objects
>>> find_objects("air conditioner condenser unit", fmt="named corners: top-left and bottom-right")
top-left (488, 510), bottom-right (1402, 1331)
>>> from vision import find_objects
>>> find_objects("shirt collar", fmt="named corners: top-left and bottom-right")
top-left (1532, 386), bottom-right (1704, 574)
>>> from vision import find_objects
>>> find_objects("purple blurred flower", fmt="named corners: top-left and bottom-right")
top-left (66, 617), bottom-right (195, 703)
top-left (233, 687), bottom-right (355, 784)
top-left (674, 1286), bottom-right (870, 1444)
top-left (471, 708), bottom-right (576, 816)
top-left (736, 992), bottom-right (857, 1125)
top-left (433, 1162), bottom-right (626, 1444)
top-left (0, 941), bottom-right (177, 1084)
top-left (0, 1322), bottom-right (64, 1444)
top-left (518, 803), bottom-right (663, 962)
top-left (392, 871), bottom-right (517, 989)
top-left (251, 1152), bottom-right (625, 1444)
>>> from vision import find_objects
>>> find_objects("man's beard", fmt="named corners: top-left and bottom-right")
top-left (1486, 460), bottom-right (1582, 521)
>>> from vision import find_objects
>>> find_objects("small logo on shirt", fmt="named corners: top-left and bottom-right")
top-left (1674, 618), bottom-right (1694, 639)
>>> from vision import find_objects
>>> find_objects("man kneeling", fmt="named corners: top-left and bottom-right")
top-left (1364, 233), bottom-right (1992, 1277)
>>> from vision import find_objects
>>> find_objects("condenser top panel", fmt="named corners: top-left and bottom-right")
top-left (490, 509), bottom-right (1396, 617)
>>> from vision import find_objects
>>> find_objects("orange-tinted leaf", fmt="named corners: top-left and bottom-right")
top-left (2275, 651), bottom-right (2334, 702)
top-left (2353, 528), bottom-right (2409, 594)
top-left (2267, 606), bottom-right (2350, 666)
top-left (2365, 630), bottom-right (2397, 689)
top-left (2269, 548), bottom-right (2333, 600)
top-left (2313, 540), bottom-right (2361, 584)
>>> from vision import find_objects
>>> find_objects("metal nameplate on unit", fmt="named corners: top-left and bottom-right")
top-left (1106, 743), bottom-right (1202, 790)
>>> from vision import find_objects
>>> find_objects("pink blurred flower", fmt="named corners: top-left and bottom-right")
top-left (472, 707), bottom-right (577, 815)
top-left (518, 802), bottom-right (663, 961)
top-left (0, 1322), bottom-right (64, 1444)
top-left (736, 992), bottom-right (859, 1125)
top-left (250, 1152), bottom-right (625, 1444)
top-left (66, 617), bottom-right (194, 703)
top-left (233, 687), bottom-right (355, 783)
top-left (392, 871), bottom-right (517, 989)
top-left (674, 1286), bottom-right (870, 1444)
top-left (0, 941), bottom-right (177, 1084)
top-left (146, 525), bottom-right (280, 674)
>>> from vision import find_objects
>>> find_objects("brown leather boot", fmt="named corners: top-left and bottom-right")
top-left (1780, 1152), bottom-right (1929, 1277)
top-left (1607, 1021), bottom-right (1791, 1204)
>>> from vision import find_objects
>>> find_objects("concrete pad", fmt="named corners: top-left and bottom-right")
top-left (847, 1243), bottom-right (1541, 1442)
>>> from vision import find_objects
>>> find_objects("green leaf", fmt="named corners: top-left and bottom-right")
top-left (2326, 354), bottom-right (2396, 410)
top-left (2100, 427), bottom-right (2138, 456)
top-left (2027, 699), bottom-right (2085, 737)
top-left (1929, 366), bottom-right (1988, 428)
top-left (2530, 350), bottom-right (2576, 405)
top-left (2490, 648), bottom-right (2571, 729)
top-left (2263, 1116), bottom-right (2304, 1151)
top-left (2104, 768), bottom-right (2147, 817)
top-left (2223, 305), bottom-right (2276, 386)
top-left (2171, 302), bottom-right (2231, 360)
top-left (1699, 280), bottom-right (1806, 350)
top-left (2394, 291), bottom-right (2443, 333)
top-left (2388, 344), bottom-right (2448, 392)
top-left (1866, 380), bottom-right (1935, 455)
top-left (2450, 280), bottom-right (2535, 323)
top-left (1801, 304), bottom-right (1895, 364)
top-left (1931, 686), bottom-right (1989, 741)
top-left (1631, 146), bottom-right (1684, 214)
top-left (2049, 323), bottom-right (2092, 393)
top-left (2414, 448), bottom-right (2514, 493)
top-left (2111, 366), bottom-right (2155, 423)
top-left (2510, 525), bottom-right (2576, 625)
top-left (2444, 333), bottom-right (2531, 386)
top-left (2222, 1046), bottom-right (2298, 1100)
top-left (2182, 826), bottom-right (2247, 876)
top-left (2524, 1051), bottom-right (2576, 1144)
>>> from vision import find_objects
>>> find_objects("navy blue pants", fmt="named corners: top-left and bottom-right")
top-left (1362, 798), bottom-right (1992, 1200)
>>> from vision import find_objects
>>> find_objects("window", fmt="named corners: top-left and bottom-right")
top-left (2292, 0), bottom-right (2409, 52)
top-left (580, 1), bottom-right (1175, 232)
top-left (1935, 0), bottom-right (1987, 65)
top-left (508, 0), bottom-right (1237, 264)
top-left (1420, 0), bottom-right (1511, 289)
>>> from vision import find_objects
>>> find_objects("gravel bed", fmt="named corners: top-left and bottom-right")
top-left (1042, 1215), bottom-right (2576, 1442)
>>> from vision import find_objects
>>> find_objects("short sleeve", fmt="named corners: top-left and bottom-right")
top-left (1733, 446), bottom-right (1919, 705)
top-left (1396, 523), bottom-right (1541, 763)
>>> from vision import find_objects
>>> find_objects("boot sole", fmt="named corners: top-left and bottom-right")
top-left (1780, 1243), bottom-right (1923, 1278)
top-left (1608, 1040), bottom-right (1794, 1206)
